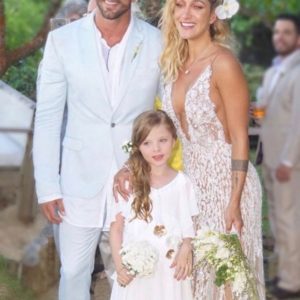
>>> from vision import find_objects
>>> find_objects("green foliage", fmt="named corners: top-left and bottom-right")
top-left (5, 0), bottom-right (50, 50)
top-left (2, 51), bottom-right (42, 100)
top-left (2, 0), bottom-right (48, 98)
top-left (249, 150), bottom-right (270, 236)
top-left (232, 0), bottom-right (300, 66)
top-left (239, 0), bottom-right (300, 24)
top-left (215, 264), bottom-right (229, 287)
top-left (0, 256), bottom-right (35, 300)
top-left (242, 64), bottom-right (264, 101)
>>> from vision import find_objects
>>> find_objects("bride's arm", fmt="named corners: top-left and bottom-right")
top-left (213, 51), bottom-right (250, 235)
top-left (170, 238), bottom-right (193, 280)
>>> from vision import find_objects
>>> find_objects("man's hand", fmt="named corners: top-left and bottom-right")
top-left (113, 167), bottom-right (132, 201)
top-left (40, 199), bottom-right (65, 224)
top-left (276, 164), bottom-right (292, 182)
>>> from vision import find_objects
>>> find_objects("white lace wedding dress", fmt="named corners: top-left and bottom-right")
top-left (162, 65), bottom-right (265, 299)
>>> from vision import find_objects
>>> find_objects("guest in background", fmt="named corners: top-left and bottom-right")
top-left (257, 13), bottom-right (300, 299)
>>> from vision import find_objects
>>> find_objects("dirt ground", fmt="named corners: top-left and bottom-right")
top-left (0, 201), bottom-right (111, 300)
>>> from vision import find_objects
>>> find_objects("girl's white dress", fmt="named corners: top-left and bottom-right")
top-left (110, 171), bottom-right (198, 300)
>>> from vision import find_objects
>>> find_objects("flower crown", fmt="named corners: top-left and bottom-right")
top-left (215, 0), bottom-right (240, 20)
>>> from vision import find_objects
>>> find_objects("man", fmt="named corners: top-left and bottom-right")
top-left (258, 14), bottom-right (300, 298)
top-left (33, 1), bottom-right (161, 299)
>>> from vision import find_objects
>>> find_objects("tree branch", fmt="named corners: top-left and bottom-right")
top-left (0, 0), bottom-right (7, 73)
top-left (5, 0), bottom-right (63, 73)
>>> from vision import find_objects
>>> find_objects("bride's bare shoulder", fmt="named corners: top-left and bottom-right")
top-left (213, 46), bottom-right (241, 69)
top-left (211, 46), bottom-right (244, 81)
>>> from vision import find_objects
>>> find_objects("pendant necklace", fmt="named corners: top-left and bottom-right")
top-left (184, 45), bottom-right (213, 75)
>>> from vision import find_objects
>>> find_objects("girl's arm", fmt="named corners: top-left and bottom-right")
top-left (110, 214), bottom-right (134, 286)
top-left (214, 52), bottom-right (249, 235)
top-left (170, 238), bottom-right (193, 280)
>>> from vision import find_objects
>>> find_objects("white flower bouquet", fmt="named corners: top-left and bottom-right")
top-left (192, 229), bottom-right (259, 299)
top-left (120, 241), bottom-right (159, 277)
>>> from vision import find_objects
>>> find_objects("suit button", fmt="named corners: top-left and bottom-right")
top-left (111, 123), bottom-right (116, 128)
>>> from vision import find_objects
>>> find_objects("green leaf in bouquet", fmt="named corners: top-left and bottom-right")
top-left (215, 264), bottom-right (229, 287)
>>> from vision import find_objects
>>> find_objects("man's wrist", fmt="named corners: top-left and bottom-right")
top-left (38, 194), bottom-right (63, 204)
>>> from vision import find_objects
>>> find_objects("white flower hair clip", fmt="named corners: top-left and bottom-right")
top-left (122, 140), bottom-right (133, 154)
top-left (215, 0), bottom-right (240, 20)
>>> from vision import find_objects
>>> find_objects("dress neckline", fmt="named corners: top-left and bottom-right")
top-left (151, 171), bottom-right (181, 191)
top-left (170, 65), bottom-right (212, 141)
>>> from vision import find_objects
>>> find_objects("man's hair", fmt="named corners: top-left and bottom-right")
top-left (276, 14), bottom-right (300, 34)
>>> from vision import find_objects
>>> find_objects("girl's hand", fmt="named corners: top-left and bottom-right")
top-left (225, 202), bottom-right (243, 235)
top-left (113, 167), bottom-right (132, 201)
top-left (170, 243), bottom-right (192, 280)
top-left (116, 267), bottom-right (134, 287)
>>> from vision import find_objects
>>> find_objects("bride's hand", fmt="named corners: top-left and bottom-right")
top-left (224, 202), bottom-right (243, 236)
top-left (170, 242), bottom-right (192, 280)
top-left (113, 166), bottom-right (132, 201)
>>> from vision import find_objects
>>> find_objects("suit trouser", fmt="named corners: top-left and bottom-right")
top-left (263, 165), bottom-right (300, 291)
top-left (57, 220), bottom-right (113, 300)
top-left (99, 231), bottom-right (114, 286)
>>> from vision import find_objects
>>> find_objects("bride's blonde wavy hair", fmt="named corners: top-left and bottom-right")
top-left (159, 0), bottom-right (233, 82)
top-left (128, 110), bottom-right (177, 222)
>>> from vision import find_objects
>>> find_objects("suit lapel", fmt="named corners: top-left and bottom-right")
top-left (266, 51), bottom-right (300, 108)
top-left (113, 17), bottom-right (144, 112)
top-left (80, 13), bottom-right (111, 110)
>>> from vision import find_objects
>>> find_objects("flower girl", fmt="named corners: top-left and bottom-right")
top-left (109, 110), bottom-right (198, 300)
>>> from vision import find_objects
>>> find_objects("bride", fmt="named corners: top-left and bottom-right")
top-left (115, 0), bottom-right (265, 299)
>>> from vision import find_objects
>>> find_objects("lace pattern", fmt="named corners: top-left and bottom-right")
top-left (162, 66), bottom-right (265, 299)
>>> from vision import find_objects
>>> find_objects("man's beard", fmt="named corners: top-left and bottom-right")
top-left (275, 42), bottom-right (298, 57)
top-left (97, 1), bottom-right (131, 20)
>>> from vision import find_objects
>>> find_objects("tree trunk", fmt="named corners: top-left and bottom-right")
top-left (17, 126), bottom-right (37, 223)
top-left (0, 0), bottom-right (7, 74)
top-left (0, 0), bottom-right (63, 76)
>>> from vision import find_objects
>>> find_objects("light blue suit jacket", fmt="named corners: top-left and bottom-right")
top-left (33, 14), bottom-right (162, 202)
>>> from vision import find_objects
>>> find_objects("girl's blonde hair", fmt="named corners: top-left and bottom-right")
top-left (159, 0), bottom-right (233, 82)
top-left (128, 110), bottom-right (177, 222)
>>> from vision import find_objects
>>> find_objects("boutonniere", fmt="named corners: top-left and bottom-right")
top-left (131, 41), bottom-right (143, 62)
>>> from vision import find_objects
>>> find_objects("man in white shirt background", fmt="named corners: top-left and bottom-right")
top-left (33, 0), bottom-right (161, 299)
